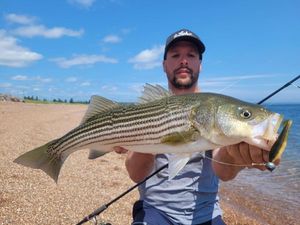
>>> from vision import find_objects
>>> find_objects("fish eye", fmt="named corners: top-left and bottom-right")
top-left (240, 109), bottom-right (252, 119)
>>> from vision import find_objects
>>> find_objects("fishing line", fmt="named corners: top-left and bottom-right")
top-left (198, 152), bottom-right (266, 168)
top-left (76, 74), bottom-right (300, 225)
top-left (218, 79), bottom-right (242, 92)
top-left (292, 83), bottom-right (300, 88)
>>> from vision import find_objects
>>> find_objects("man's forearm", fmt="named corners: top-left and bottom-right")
top-left (125, 152), bottom-right (155, 183)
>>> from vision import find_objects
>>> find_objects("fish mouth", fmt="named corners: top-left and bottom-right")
top-left (246, 113), bottom-right (283, 149)
top-left (262, 113), bottom-right (283, 140)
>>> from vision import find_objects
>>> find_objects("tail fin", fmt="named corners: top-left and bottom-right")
top-left (14, 141), bottom-right (62, 183)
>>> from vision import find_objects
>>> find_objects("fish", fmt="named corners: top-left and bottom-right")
top-left (14, 84), bottom-right (285, 182)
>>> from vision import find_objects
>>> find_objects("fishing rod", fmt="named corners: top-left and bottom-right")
top-left (76, 163), bottom-right (168, 225)
top-left (257, 75), bottom-right (300, 104)
top-left (76, 74), bottom-right (300, 225)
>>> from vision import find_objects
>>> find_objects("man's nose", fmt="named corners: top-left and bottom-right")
top-left (180, 57), bottom-right (188, 65)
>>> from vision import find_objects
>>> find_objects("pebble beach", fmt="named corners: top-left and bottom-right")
top-left (0, 102), bottom-right (296, 225)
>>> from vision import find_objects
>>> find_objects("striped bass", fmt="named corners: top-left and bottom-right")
top-left (14, 84), bottom-right (284, 182)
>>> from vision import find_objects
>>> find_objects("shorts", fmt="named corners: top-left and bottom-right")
top-left (131, 200), bottom-right (226, 225)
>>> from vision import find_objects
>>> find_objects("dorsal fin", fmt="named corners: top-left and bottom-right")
top-left (81, 95), bottom-right (119, 124)
top-left (139, 83), bottom-right (171, 104)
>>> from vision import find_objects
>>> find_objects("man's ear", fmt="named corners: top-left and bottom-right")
top-left (162, 60), bottom-right (166, 72)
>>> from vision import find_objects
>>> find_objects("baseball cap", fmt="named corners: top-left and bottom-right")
top-left (163, 29), bottom-right (205, 60)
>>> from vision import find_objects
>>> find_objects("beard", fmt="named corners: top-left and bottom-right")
top-left (169, 67), bottom-right (199, 89)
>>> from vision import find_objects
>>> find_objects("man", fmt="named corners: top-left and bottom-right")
top-left (115, 29), bottom-right (275, 225)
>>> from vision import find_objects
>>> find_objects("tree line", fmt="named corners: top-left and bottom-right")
top-left (23, 96), bottom-right (90, 104)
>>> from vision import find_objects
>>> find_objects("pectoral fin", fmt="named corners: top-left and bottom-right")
top-left (168, 153), bottom-right (192, 180)
top-left (161, 128), bottom-right (200, 145)
top-left (88, 149), bottom-right (108, 159)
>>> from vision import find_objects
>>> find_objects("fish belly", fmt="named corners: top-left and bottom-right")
top-left (121, 137), bottom-right (221, 154)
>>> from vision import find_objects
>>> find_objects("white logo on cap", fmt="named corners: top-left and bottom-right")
top-left (173, 30), bottom-right (193, 39)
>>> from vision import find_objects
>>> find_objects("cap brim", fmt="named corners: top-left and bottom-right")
top-left (164, 36), bottom-right (205, 59)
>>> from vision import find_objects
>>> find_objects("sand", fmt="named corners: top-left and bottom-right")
top-left (0, 102), bottom-right (295, 225)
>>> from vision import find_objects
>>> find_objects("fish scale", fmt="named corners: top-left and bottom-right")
top-left (51, 99), bottom-right (171, 151)
top-left (52, 100), bottom-right (191, 156)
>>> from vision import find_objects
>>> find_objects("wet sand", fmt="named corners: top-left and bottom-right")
top-left (0, 102), bottom-right (295, 225)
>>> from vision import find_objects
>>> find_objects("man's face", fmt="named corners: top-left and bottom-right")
top-left (163, 41), bottom-right (201, 90)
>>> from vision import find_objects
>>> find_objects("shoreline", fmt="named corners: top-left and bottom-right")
top-left (0, 102), bottom-right (296, 225)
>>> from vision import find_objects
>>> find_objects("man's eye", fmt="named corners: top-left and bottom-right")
top-left (188, 53), bottom-right (196, 58)
top-left (171, 54), bottom-right (180, 58)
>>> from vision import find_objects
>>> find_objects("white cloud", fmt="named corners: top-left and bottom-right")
top-left (129, 83), bottom-right (144, 93)
top-left (4, 13), bottom-right (84, 39)
top-left (200, 74), bottom-right (277, 93)
top-left (81, 81), bottom-right (91, 86)
top-left (68, 0), bottom-right (96, 8)
top-left (207, 74), bottom-right (274, 82)
top-left (66, 77), bottom-right (78, 82)
top-left (5, 13), bottom-right (36, 25)
top-left (128, 45), bottom-right (164, 70)
top-left (121, 28), bottom-right (131, 35)
top-left (35, 76), bottom-right (52, 83)
top-left (10, 75), bottom-right (51, 82)
top-left (200, 74), bottom-right (274, 89)
top-left (102, 35), bottom-right (122, 43)
top-left (0, 83), bottom-right (12, 88)
top-left (0, 30), bottom-right (43, 67)
top-left (11, 75), bottom-right (28, 80)
top-left (12, 25), bottom-right (84, 38)
top-left (52, 54), bottom-right (118, 68)
top-left (101, 85), bottom-right (118, 92)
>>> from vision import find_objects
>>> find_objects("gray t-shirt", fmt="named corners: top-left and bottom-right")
top-left (138, 151), bottom-right (222, 225)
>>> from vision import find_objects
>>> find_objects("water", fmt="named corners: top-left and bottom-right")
top-left (261, 104), bottom-right (300, 195)
top-left (225, 104), bottom-right (300, 221)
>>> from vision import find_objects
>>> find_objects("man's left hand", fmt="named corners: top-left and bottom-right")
top-left (212, 141), bottom-right (280, 181)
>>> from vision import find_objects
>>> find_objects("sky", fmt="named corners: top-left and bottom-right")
top-left (0, 0), bottom-right (299, 103)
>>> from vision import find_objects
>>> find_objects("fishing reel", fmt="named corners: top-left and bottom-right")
top-left (87, 217), bottom-right (112, 225)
